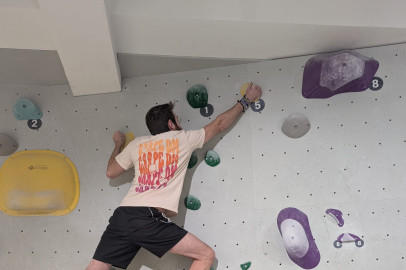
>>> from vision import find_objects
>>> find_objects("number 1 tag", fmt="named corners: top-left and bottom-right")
top-left (200, 104), bottom-right (214, 117)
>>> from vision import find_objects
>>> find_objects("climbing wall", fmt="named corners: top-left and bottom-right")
top-left (0, 43), bottom-right (405, 270)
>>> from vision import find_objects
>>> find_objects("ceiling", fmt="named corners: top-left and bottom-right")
top-left (1, 0), bottom-right (406, 96)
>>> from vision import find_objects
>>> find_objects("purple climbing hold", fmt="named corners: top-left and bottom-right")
top-left (277, 207), bottom-right (320, 269)
top-left (326, 208), bottom-right (344, 227)
top-left (302, 50), bottom-right (379, 99)
top-left (334, 233), bottom-right (364, 248)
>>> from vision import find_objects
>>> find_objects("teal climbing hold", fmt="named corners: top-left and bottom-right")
top-left (205, 150), bottom-right (220, 167)
top-left (240, 262), bottom-right (251, 270)
top-left (184, 195), bottom-right (201, 210)
top-left (188, 151), bottom-right (198, 169)
top-left (13, 98), bottom-right (42, 120)
top-left (187, 84), bottom-right (208, 109)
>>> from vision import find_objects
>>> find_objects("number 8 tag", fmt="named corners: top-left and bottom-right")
top-left (369, 76), bottom-right (383, 91)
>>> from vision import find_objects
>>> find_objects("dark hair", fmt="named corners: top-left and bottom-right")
top-left (145, 102), bottom-right (176, 135)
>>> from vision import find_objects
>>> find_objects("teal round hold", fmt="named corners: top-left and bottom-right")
top-left (188, 151), bottom-right (198, 169)
top-left (184, 195), bottom-right (201, 210)
top-left (13, 98), bottom-right (42, 120)
top-left (205, 150), bottom-right (220, 167)
top-left (187, 84), bottom-right (208, 109)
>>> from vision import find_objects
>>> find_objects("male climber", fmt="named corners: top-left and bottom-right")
top-left (86, 83), bottom-right (262, 270)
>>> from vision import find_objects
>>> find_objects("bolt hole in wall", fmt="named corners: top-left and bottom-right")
top-left (1, 44), bottom-right (406, 269)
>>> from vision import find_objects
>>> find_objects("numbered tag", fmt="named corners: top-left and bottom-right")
top-left (200, 104), bottom-right (214, 117)
top-left (251, 99), bottom-right (265, 112)
top-left (369, 77), bottom-right (383, 91)
top-left (28, 119), bottom-right (42, 130)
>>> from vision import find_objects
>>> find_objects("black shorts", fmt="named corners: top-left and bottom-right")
top-left (93, 206), bottom-right (188, 269)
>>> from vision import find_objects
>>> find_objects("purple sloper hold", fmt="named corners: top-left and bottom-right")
top-left (277, 207), bottom-right (320, 269)
top-left (326, 209), bottom-right (344, 227)
top-left (302, 50), bottom-right (379, 99)
top-left (334, 233), bottom-right (364, 248)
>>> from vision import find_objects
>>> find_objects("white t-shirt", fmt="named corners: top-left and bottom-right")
top-left (116, 129), bottom-right (205, 216)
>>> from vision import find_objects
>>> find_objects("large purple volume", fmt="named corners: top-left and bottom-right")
top-left (277, 207), bottom-right (320, 269)
top-left (302, 50), bottom-right (379, 99)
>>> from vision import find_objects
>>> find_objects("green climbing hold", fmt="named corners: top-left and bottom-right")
top-left (240, 261), bottom-right (251, 270)
top-left (184, 195), bottom-right (201, 210)
top-left (188, 151), bottom-right (198, 169)
top-left (187, 84), bottom-right (208, 109)
top-left (205, 150), bottom-right (220, 167)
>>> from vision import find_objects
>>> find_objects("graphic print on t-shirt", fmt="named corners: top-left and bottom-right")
top-left (137, 138), bottom-right (179, 193)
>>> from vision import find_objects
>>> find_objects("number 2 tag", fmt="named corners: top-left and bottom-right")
top-left (28, 119), bottom-right (42, 130)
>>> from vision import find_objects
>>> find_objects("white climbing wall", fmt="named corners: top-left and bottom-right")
top-left (0, 43), bottom-right (405, 270)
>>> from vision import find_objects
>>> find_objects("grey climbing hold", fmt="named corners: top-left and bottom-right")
top-left (0, 134), bottom-right (18, 156)
top-left (187, 84), bottom-right (208, 108)
top-left (205, 150), bottom-right (220, 167)
top-left (184, 195), bottom-right (201, 210)
top-left (188, 151), bottom-right (198, 169)
top-left (281, 113), bottom-right (311, 139)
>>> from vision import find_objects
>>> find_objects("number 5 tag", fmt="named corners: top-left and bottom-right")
top-left (250, 99), bottom-right (265, 112)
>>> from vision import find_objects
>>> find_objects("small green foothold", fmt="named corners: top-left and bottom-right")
top-left (240, 261), bottom-right (251, 270)
top-left (184, 195), bottom-right (201, 210)
top-left (188, 151), bottom-right (198, 169)
top-left (187, 84), bottom-right (208, 108)
top-left (205, 150), bottom-right (220, 167)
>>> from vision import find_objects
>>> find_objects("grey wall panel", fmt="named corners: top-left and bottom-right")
top-left (0, 43), bottom-right (405, 269)
top-left (0, 49), bottom-right (68, 85)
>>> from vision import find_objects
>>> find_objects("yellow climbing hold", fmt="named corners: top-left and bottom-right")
top-left (240, 83), bottom-right (260, 102)
top-left (0, 150), bottom-right (79, 216)
top-left (120, 132), bottom-right (135, 152)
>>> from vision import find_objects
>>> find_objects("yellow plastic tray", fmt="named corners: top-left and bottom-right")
top-left (0, 150), bottom-right (79, 216)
